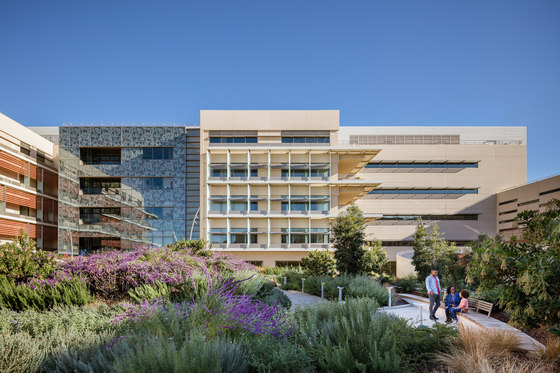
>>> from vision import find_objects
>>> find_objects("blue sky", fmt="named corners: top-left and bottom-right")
top-left (1, 1), bottom-right (559, 181)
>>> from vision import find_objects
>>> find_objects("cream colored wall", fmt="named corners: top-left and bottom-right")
top-left (201, 110), bottom-right (339, 131)
top-left (496, 174), bottom-right (560, 239)
top-left (354, 144), bottom-right (527, 244)
top-left (0, 113), bottom-right (55, 157)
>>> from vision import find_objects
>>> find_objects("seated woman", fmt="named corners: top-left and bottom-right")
top-left (449, 290), bottom-right (470, 323)
top-left (444, 286), bottom-right (461, 323)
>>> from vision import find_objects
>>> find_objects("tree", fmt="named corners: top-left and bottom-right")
top-left (301, 249), bottom-right (336, 276)
top-left (412, 221), bottom-right (429, 283)
top-left (361, 241), bottom-right (388, 275)
top-left (332, 204), bottom-right (366, 275)
top-left (411, 222), bottom-right (466, 288)
top-left (467, 200), bottom-right (560, 329)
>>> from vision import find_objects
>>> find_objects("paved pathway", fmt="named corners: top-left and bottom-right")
top-left (394, 293), bottom-right (543, 351)
top-left (280, 289), bottom-right (325, 311)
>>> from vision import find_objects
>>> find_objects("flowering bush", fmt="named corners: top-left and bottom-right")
top-left (0, 234), bottom-right (58, 282)
top-left (113, 276), bottom-right (293, 339)
top-left (56, 246), bottom-right (255, 300)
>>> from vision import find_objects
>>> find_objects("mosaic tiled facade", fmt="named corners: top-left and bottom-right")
top-left (58, 126), bottom-right (190, 254)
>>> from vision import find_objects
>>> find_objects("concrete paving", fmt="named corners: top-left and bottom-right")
top-left (394, 293), bottom-right (543, 351)
top-left (280, 289), bottom-right (325, 311)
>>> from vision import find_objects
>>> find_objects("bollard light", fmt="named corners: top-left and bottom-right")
top-left (302, 278), bottom-right (306, 293)
top-left (283, 276), bottom-right (287, 286)
top-left (337, 286), bottom-right (344, 303)
top-left (387, 286), bottom-right (395, 308)
top-left (321, 282), bottom-right (325, 300)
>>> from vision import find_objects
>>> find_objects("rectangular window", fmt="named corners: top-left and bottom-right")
top-left (540, 188), bottom-right (560, 196)
top-left (499, 198), bottom-right (517, 206)
top-left (19, 206), bottom-right (30, 217)
top-left (142, 147), bottom-right (173, 160)
top-left (498, 210), bottom-right (517, 216)
top-left (518, 199), bottom-right (539, 207)
top-left (209, 201), bottom-right (227, 212)
top-left (79, 207), bottom-right (121, 224)
top-left (80, 178), bottom-right (121, 194)
top-left (210, 169), bottom-right (227, 177)
top-left (145, 207), bottom-right (173, 219)
top-left (80, 148), bottom-right (121, 165)
top-left (142, 177), bottom-right (173, 190)
top-left (209, 137), bottom-right (258, 144)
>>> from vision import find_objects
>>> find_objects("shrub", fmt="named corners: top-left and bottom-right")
top-left (0, 234), bottom-right (58, 282)
top-left (361, 241), bottom-right (388, 276)
top-left (255, 283), bottom-right (292, 309)
top-left (347, 274), bottom-right (389, 306)
top-left (467, 203), bottom-right (560, 329)
top-left (111, 333), bottom-right (247, 373)
top-left (0, 331), bottom-right (46, 373)
top-left (167, 238), bottom-right (212, 257)
top-left (0, 303), bottom-right (123, 337)
top-left (241, 335), bottom-right (312, 372)
top-left (0, 275), bottom-right (93, 312)
top-left (128, 281), bottom-right (171, 302)
top-left (394, 274), bottom-right (419, 293)
top-left (301, 250), bottom-right (336, 276)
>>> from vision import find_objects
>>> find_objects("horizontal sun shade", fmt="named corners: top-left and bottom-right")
top-left (369, 188), bottom-right (478, 195)
top-left (379, 214), bottom-right (478, 221)
top-left (366, 162), bottom-right (478, 168)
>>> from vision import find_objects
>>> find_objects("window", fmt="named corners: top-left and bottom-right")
top-left (498, 210), bottom-right (517, 216)
top-left (499, 198), bottom-right (517, 206)
top-left (281, 137), bottom-right (329, 144)
top-left (142, 177), bottom-right (172, 190)
top-left (275, 261), bottom-right (301, 267)
top-left (80, 148), bottom-right (121, 165)
top-left (20, 146), bottom-right (31, 156)
top-left (145, 207), bottom-right (173, 219)
top-left (19, 206), bottom-right (30, 217)
top-left (518, 199), bottom-right (539, 207)
top-left (210, 169), bottom-right (227, 177)
top-left (210, 137), bottom-right (258, 144)
top-left (79, 207), bottom-right (121, 224)
top-left (142, 147), bottom-right (173, 160)
top-left (230, 201), bottom-right (258, 211)
top-left (80, 178), bottom-right (121, 194)
top-left (540, 188), bottom-right (560, 196)
top-left (209, 201), bottom-right (227, 212)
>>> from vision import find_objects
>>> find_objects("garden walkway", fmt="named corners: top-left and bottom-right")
top-left (395, 293), bottom-right (543, 352)
top-left (280, 290), bottom-right (325, 311)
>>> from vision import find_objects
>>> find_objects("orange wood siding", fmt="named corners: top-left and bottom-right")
top-left (0, 218), bottom-right (38, 238)
top-left (2, 187), bottom-right (38, 209)
top-left (0, 150), bottom-right (27, 175)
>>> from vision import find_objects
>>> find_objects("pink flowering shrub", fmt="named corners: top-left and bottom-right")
top-left (56, 246), bottom-right (255, 300)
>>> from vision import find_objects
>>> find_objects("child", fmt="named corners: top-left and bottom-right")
top-left (449, 289), bottom-right (469, 323)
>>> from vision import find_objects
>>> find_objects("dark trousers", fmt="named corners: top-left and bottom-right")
top-left (445, 306), bottom-right (452, 320)
top-left (449, 307), bottom-right (463, 320)
top-left (429, 293), bottom-right (441, 318)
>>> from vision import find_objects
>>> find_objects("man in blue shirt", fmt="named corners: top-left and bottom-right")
top-left (425, 268), bottom-right (442, 321)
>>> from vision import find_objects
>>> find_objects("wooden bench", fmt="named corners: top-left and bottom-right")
top-left (465, 298), bottom-right (493, 318)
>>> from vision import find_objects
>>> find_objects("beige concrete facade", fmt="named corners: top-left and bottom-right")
top-left (496, 174), bottom-right (560, 240)
top-left (0, 113), bottom-right (59, 249)
top-left (200, 111), bottom-right (528, 268)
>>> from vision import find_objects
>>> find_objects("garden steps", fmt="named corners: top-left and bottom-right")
top-left (396, 293), bottom-right (544, 352)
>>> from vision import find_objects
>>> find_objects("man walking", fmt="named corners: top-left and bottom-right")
top-left (425, 268), bottom-right (441, 321)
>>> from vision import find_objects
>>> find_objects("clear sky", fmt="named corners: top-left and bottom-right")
top-left (1, 1), bottom-right (559, 182)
